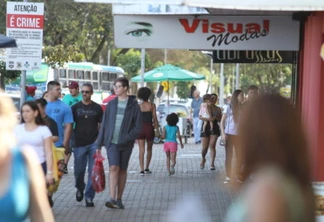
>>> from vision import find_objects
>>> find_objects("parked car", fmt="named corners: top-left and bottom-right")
top-left (154, 102), bottom-right (192, 144)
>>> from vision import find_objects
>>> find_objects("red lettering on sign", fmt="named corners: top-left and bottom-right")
top-left (7, 14), bottom-right (44, 29)
top-left (179, 19), bottom-right (270, 34)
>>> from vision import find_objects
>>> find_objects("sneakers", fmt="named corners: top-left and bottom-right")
top-left (224, 177), bottom-right (231, 184)
top-left (105, 198), bottom-right (118, 209)
top-left (85, 199), bottom-right (94, 207)
top-left (76, 189), bottom-right (84, 202)
top-left (63, 164), bottom-right (68, 174)
top-left (144, 169), bottom-right (152, 174)
top-left (116, 199), bottom-right (125, 209)
top-left (139, 171), bottom-right (145, 176)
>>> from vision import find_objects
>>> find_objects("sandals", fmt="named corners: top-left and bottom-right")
top-left (210, 166), bottom-right (216, 170)
top-left (200, 158), bottom-right (206, 169)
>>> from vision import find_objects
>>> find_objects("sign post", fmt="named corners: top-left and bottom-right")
top-left (6, 1), bottom-right (44, 106)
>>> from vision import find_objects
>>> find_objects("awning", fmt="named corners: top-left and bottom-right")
top-left (74, 0), bottom-right (324, 11)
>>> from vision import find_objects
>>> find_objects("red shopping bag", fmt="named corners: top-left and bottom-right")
top-left (91, 152), bottom-right (106, 193)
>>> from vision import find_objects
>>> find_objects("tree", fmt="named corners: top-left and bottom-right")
top-left (0, 60), bottom-right (21, 89)
top-left (43, 45), bottom-right (84, 68)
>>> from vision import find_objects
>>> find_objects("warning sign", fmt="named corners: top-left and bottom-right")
top-left (6, 2), bottom-right (44, 71)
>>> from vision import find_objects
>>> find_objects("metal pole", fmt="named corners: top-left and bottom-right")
top-left (220, 63), bottom-right (224, 107)
top-left (235, 63), bottom-right (240, 89)
top-left (210, 57), bottom-right (213, 93)
top-left (164, 49), bottom-right (167, 64)
top-left (140, 48), bottom-right (145, 87)
top-left (107, 49), bottom-right (111, 66)
top-left (20, 0), bottom-right (28, 107)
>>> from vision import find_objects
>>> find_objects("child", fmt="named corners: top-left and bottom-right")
top-left (199, 94), bottom-right (213, 134)
top-left (161, 113), bottom-right (184, 175)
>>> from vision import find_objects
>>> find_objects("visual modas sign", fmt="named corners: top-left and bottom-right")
top-left (114, 15), bottom-right (300, 50)
top-left (6, 2), bottom-right (44, 70)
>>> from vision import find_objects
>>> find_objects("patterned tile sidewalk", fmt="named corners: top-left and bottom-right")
top-left (52, 138), bottom-right (236, 222)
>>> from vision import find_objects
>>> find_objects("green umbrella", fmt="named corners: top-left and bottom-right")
top-left (130, 64), bottom-right (205, 82)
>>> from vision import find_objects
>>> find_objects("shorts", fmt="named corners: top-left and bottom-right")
top-left (200, 121), bottom-right (220, 137)
top-left (106, 143), bottom-right (133, 170)
top-left (137, 122), bottom-right (154, 141)
top-left (164, 142), bottom-right (178, 152)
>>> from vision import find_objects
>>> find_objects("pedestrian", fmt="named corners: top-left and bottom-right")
top-left (101, 87), bottom-right (116, 111)
top-left (45, 81), bottom-right (74, 174)
top-left (25, 85), bottom-right (37, 101)
top-left (220, 89), bottom-right (244, 184)
top-left (244, 85), bottom-right (259, 104)
top-left (95, 77), bottom-right (142, 209)
top-left (199, 94), bottom-right (214, 135)
top-left (0, 92), bottom-right (54, 222)
top-left (190, 90), bottom-right (203, 144)
top-left (161, 113), bottom-right (184, 175)
top-left (71, 83), bottom-right (103, 207)
top-left (224, 94), bottom-right (315, 222)
top-left (14, 101), bottom-right (55, 206)
top-left (62, 81), bottom-right (82, 174)
top-left (36, 98), bottom-right (59, 143)
top-left (199, 93), bottom-right (222, 170)
top-left (137, 87), bottom-right (159, 175)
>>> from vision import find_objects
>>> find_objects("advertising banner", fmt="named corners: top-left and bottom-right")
top-left (213, 50), bottom-right (295, 63)
top-left (114, 15), bottom-right (300, 50)
top-left (6, 2), bottom-right (44, 70)
top-left (113, 4), bottom-right (208, 14)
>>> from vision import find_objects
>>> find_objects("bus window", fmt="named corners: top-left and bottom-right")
top-left (77, 70), bottom-right (84, 79)
top-left (101, 82), bottom-right (110, 91)
top-left (68, 69), bottom-right (76, 79)
top-left (60, 80), bottom-right (68, 88)
top-left (102, 72), bottom-right (109, 81)
top-left (92, 71), bottom-right (98, 80)
top-left (60, 69), bottom-right (67, 78)
top-left (85, 71), bottom-right (91, 80)
top-left (110, 73), bottom-right (117, 81)
top-left (93, 82), bottom-right (99, 90)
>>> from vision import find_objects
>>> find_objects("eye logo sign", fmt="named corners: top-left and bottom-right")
top-left (125, 22), bottom-right (153, 41)
top-left (153, 73), bottom-right (163, 78)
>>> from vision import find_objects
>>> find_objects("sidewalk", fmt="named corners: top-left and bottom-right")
top-left (52, 138), bottom-right (236, 222)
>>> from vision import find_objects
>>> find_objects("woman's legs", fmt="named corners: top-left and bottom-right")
top-left (200, 137), bottom-right (209, 168)
top-left (209, 135), bottom-right (217, 169)
top-left (138, 139), bottom-right (145, 172)
top-left (224, 135), bottom-right (234, 179)
top-left (145, 140), bottom-right (153, 170)
top-left (165, 152), bottom-right (171, 174)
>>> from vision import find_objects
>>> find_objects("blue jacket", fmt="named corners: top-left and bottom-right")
top-left (95, 96), bottom-right (142, 151)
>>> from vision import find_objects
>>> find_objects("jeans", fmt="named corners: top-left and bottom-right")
top-left (73, 142), bottom-right (96, 200)
top-left (193, 117), bottom-right (202, 143)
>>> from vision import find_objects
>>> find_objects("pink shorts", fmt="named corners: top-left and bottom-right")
top-left (164, 142), bottom-right (178, 152)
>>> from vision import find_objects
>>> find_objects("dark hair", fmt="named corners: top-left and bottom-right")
top-left (110, 87), bottom-right (115, 95)
top-left (137, 87), bottom-right (151, 101)
top-left (47, 81), bottom-right (60, 91)
top-left (35, 98), bottom-right (47, 108)
top-left (238, 94), bottom-right (314, 218)
top-left (42, 91), bottom-right (48, 98)
top-left (202, 94), bottom-right (211, 102)
top-left (114, 77), bottom-right (129, 91)
top-left (247, 85), bottom-right (259, 91)
top-left (230, 89), bottom-right (243, 123)
top-left (166, 113), bottom-right (179, 126)
top-left (82, 82), bottom-right (93, 92)
top-left (20, 101), bottom-right (47, 126)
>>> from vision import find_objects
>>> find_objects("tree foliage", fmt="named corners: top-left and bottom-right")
top-left (0, 60), bottom-right (21, 89)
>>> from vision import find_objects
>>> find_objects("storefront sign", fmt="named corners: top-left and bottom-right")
top-left (114, 15), bottom-right (300, 50)
top-left (6, 2), bottom-right (44, 70)
top-left (213, 50), bottom-right (295, 63)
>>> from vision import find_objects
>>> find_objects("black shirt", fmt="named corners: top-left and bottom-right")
top-left (44, 115), bottom-right (59, 137)
top-left (71, 101), bottom-right (103, 147)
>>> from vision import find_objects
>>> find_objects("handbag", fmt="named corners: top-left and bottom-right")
top-left (92, 152), bottom-right (106, 193)
top-left (48, 145), bottom-right (65, 193)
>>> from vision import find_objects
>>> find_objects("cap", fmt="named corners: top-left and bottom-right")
top-left (68, 81), bottom-right (79, 89)
top-left (25, 86), bottom-right (37, 94)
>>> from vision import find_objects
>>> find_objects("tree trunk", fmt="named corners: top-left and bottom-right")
top-left (0, 74), bottom-right (5, 90)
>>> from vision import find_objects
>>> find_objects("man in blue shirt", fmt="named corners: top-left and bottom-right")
top-left (191, 90), bottom-right (203, 144)
top-left (46, 81), bottom-right (73, 173)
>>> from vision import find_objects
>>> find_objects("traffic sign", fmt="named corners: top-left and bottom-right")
top-left (6, 2), bottom-right (44, 70)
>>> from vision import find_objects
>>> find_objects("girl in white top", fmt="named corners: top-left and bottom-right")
top-left (15, 101), bottom-right (54, 185)
top-left (220, 89), bottom-right (244, 184)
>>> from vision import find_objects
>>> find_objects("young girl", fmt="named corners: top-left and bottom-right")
top-left (161, 113), bottom-right (184, 175)
top-left (199, 94), bottom-right (213, 134)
